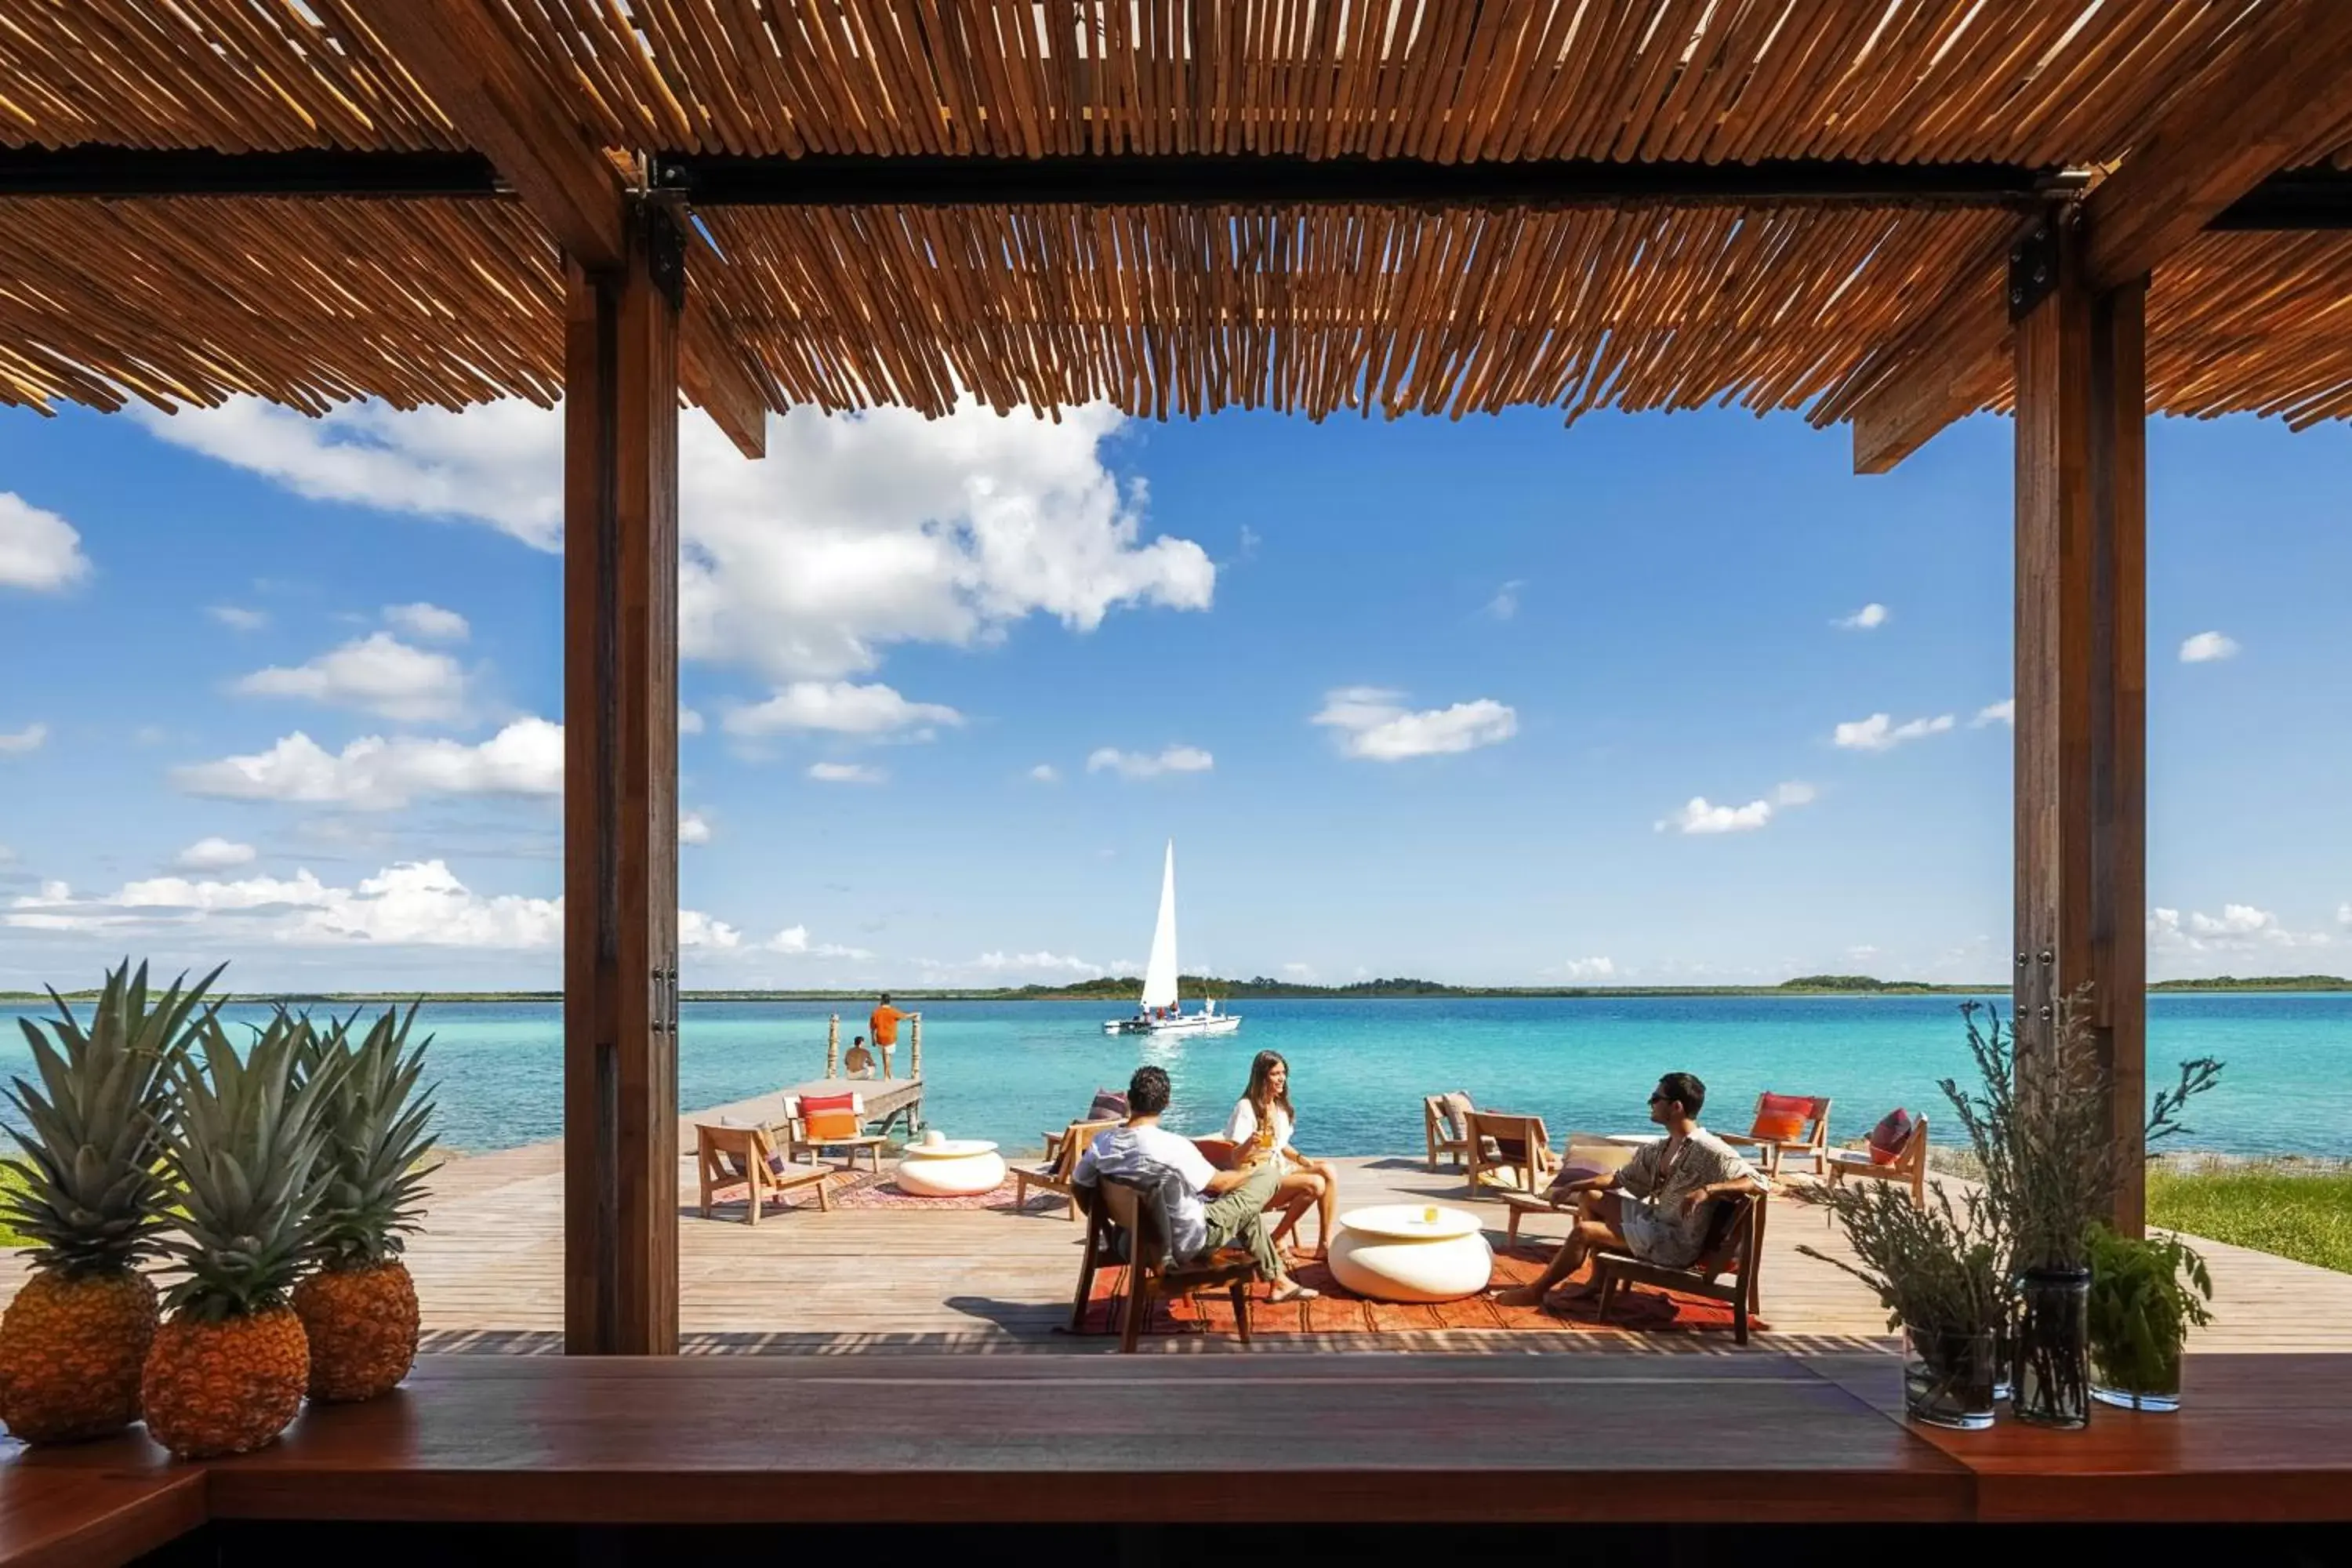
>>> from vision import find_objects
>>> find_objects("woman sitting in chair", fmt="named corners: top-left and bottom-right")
top-left (1222, 1051), bottom-right (1340, 1261)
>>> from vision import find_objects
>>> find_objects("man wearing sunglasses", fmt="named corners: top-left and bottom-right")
top-left (1492, 1071), bottom-right (1765, 1313)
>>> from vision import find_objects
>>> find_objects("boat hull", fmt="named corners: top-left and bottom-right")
top-left (1101, 1014), bottom-right (1243, 1037)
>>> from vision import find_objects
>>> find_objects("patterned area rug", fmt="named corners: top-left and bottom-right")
top-left (777, 1169), bottom-right (1068, 1214)
top-left (1069, 1242), bottom-right (1764, 1338)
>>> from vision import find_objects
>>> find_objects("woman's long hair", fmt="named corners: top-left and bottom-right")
top-left (1244, 1049), bottom-right (1294, 1125)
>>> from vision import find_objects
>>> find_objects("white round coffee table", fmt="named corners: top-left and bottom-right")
top-left (1328, 1204), bottom-right (1494, 1303)
top-left (895, 1138), bottom-right (1005, 1197)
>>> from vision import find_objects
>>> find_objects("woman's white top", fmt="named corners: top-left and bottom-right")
top-left (1223, 1098), bottom-right (1296, 1166)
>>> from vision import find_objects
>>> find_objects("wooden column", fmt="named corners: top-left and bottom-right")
top-left (2011, 211), bottom-right (2148, 1235)
top-left (564, 206), bottom-right (683, 1352)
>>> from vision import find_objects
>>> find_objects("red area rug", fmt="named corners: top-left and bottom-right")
top-left (1069, 1242), bottom-right (1763, 1338)
top-left (777, 1170), bottom-right (1066, 1214)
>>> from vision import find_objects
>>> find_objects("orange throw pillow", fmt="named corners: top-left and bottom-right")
top-left (800, 1092), bottom-right (862, 1142)
top-left (1752, 1093), bottom-right (1814, 1143)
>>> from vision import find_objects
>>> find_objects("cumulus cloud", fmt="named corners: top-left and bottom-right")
top-left (6, 859), bottom-right (565, 949)
top-left (172, 718), bottom-right (561, 810)
top-left (383, 602), bottom-right (470, 642)
top-left (1555, 956), bottom-right (1618, 981)
top-left (175, 837), bottom-right (256, 871)
top-left (1029, 764), bottom-right (1061, 783)
top-left (723, 681), bottom-right (961, 738)
top-left (679, 707), bottom-right (706, 735)
top-left (678, 909), bottom-right (742, 949)
top-left (0, 492), bottom-right (90, 592)
top-left (208, 605), bottom-right (269, 633)
top-left (0, 723), bottom-right (47, 755)
top-left (2180, 630), bottom-right (2240, 663)
top-left (1281, 962), bottom-right (1316, 980)
top-left (1833, 712), bottom-right (1955, 752)
top-left (1311, 688), bottom-right (1518, 761)
top-left (2339, 903), bottom-right (2352, 928)
top-left (137, 397), bottom-right (1215, 681)
top-left (976, 949), bottom-right (1104, 975)
top-left (764, 924), bottom-right (874, 959)
top-left (2148, 902), bottom-right (2336, 960)
top-left (808, 761), bottom-right (886, 785)
top-left (1657, 780), bottom-right (1816, 836)
top-left (1485, 580), bottom-right (1523, 621)
top-left (1972, 699), bottom-right (2015, 728)
top-left (1835, 603), bottom-right (1889, 630)
top-left (234, 633), bottom-right (468, 723)
top-left (679, 811), bottom-right (712, 846)
top-left (1087, 745), bottom-right (1214, 779)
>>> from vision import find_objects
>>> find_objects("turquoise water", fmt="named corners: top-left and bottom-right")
top-left (3, 994), bottom-right (2347, 1159)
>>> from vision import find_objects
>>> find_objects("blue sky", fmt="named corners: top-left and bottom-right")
top-left (2, 394), bottom-right (2347, 992)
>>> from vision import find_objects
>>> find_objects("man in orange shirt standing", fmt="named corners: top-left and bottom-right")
top-left (869, 993), bottom-right (912, 1076)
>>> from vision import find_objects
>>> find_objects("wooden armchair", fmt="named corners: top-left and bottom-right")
top-left (1014, 1117), bottom-right (1119, 1220)
top-left (1070, 1172), bottom-right (1262, 1352)
top-left (1591, 1189), bottom-right (1766, 1345)
top-left (1423, 1092), bottom-right (1477, 1172)
top-left (695, 1123), bottom-right (833, 1225)
top-left (1496, 1135), bottom-right (1639, 1245)
top-left (1824, 1114), bottom-right (1931, 1208)
top-left (784, 1091), bottom-right (889, 1175)
top-left (1465, 1111), bottom-right (1555, 1195)
top-left (1719, 1092), bottom-right (1834, 1178)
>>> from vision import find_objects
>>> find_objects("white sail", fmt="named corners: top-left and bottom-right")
top-left (1139, 840), bottom-right (1180, 1010)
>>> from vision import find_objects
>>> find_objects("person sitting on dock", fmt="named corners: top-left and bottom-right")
top-left (1076, 1065), bottom-right (1319, 1305)
top-left (842, 1035), bottom-right (876, 1079)
top-left (869, 994), bottom-right (910, 1076)
top-left (1492, 1071), bottom-right (1764, 1314)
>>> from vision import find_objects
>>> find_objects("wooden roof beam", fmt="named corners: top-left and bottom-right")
top-left (358, 0), bottom-right (766, 457)
top-left (1836, 0), bottom-right (2352, 474)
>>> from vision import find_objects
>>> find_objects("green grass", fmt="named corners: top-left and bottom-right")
top-left (2150, 1163), bottom-right (2352, 1276)
top-left (0, 1161), bottom-right (32, 1248)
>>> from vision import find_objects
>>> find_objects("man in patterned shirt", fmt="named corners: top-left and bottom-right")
top-left (1493, 1071), bottom-right (1765, 1312)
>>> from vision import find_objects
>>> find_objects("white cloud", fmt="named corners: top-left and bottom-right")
top-left (1486, 580), bottom-right (1523, 621)
top-left (2148, 902), bottom-right (2336, 963)
top-left (1029, 764), bottom-right (1061, 783)
top-left (1555, 956), bottom-right (1617, 981)
top-left (0, 723), bottom-right (48, 755)
top-left (724, 681), bottom-right (961, 738)
top-left (1833, 712), bottom-right (1955, 752)
top-left (0, 493), bottom-right (90, 592)
top-left (1087, 745), bottom-right (1214, 779)
top-left (138, 397), bottom-right (1215, 681)
top-left (678, 909), bottom-right (742, 949)
top-left (383, 602), bottom-right (470, 643)
top-left (172, 718), bottom-right (561, 810)
top-left (2339, 902), bottom-right (2352, 928)
top-left (6, 859), bottom-right (564, 949)
top-left (2180, 630), bottom-right (2239, 663)
top-left (975, 949), bottom-right (1103, 975)
top-left (175, 837), bottom-right (256, 871)
top-left (679, 707), bottom-right (706, 735)
top-left (1311, 688), bottom-right (1518, 761)
top-left (1281, 962), bottom-right (1317, 981)
top-left (808, 761), bottom-right (885, 785)
top-left (208, 605), bottom-right (269, 633)
top-left (1835, 603), bottom-right (1889, 630)
top-left (1657, 781), bottom-right (1816, 836)
top-left (1972, 699), bottom-right (2015, 728)
top-left (234, 633), bottom-right (468, 723)
top-left (763, 924), bottom-right (874, 960)
top-left (679, 811), bottom-right (712, 845)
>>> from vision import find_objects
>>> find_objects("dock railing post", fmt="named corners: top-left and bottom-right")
top-left (910, 1014), bottom-right (922, 1083)
top-left (826, 1014), bottom-right (839, 1079)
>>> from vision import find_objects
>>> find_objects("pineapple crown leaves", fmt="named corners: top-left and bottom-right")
top-left (0, 960), bottom-right (223, 1278)
top-left (154, 1007), bottom-right (344, 1321)
top-left (300, 1004), bottom-right (442, 1270)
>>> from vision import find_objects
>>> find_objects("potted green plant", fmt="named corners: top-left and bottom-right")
top-left (2085, 1224), bottom-right (2212, 1411)
top-left (1802, 1178), bottom-right (2007, 1430)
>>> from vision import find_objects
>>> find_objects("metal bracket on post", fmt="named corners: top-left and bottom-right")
top-left (641, 202), bottom-right (685, 310)
top-left (2008, 214), bottom-right (2061, 321)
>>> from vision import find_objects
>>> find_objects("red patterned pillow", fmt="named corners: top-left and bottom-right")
top-left (1867, 1108), bottom-right (1915, 1165)
top-left (1752, 1093), bottom-right (1814, 1143)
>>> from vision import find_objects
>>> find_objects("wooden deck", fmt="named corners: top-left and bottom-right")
top-left (4, 1094), bottom-right (2348, 1356)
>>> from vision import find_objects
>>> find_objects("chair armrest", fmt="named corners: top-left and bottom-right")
top-left (1717, 1131), bottom-right (1764, 1149)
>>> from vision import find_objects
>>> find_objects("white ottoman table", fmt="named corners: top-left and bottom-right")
top-left (894, 1137), bottom-right (1006, 1197)
top-left (1327, 1204), bottom-right (1494, 1303)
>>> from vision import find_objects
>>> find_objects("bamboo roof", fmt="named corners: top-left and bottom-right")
top-left (4, 1), bottom-right (2352, 431)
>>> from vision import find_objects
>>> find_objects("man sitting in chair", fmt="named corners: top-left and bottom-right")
top-left (1075, 1065), bottom-right (1320, 1305)
top-left (1493, 1071), bottom-right (1765, 1312)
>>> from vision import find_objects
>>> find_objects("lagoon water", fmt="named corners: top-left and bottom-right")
top-left (3, 993), bottom-right (2347, 1160)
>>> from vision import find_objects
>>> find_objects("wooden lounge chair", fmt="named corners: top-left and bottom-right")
top-left (1719, 1092), bottom-right (1834, 1178)
top-left (783, 1090), bottom-right (889, 1175)
top-left (1070, 1171), bottom-right (1261, 1352)
top-left (695, 1123), bottom-right (832, 1225)
top-left (1495, 1135), bottom-right (1639, 1245)
top-left (1465, 1110), bottom-right (1555, 1195)
top-left (1590, 1190), bottom-right (1767, 1345)
top-left (1824, 1113), bottom-right (1931, 1208)
top-left (1014, 1117), bottom-right (1119, 1220)
top-left (1423, 1091), bottom-right (1477, 1172)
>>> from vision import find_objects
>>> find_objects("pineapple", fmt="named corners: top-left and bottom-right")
top-left (141, 1009), bottom-right (337, 1459)
top-left (292, 1006), bottom-right (437, 1402)
top-left (0, 961), bottom-right (217, 1445)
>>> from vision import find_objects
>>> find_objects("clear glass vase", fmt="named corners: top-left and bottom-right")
top-left (2092, 1337), bottom-right (2183, 1412)
top-left (2013, 1267), bottom-right (2092, 1428)
top-left (1904, 1324), bottom-right (1998, 1431)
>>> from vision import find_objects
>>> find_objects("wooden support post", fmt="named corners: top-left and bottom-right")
top-left (910, 1014), bottom-right (922, 1082)
top-left (2011, 211), bottom-right (2148, 1236)
top-left (826, 1014), bottom-right (840, 1079)
top-left (563, 205), bottom-right (684, 1354)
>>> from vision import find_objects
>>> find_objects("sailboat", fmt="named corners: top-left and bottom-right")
top-left (1102, 841), bottom-right (1242, 1037)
